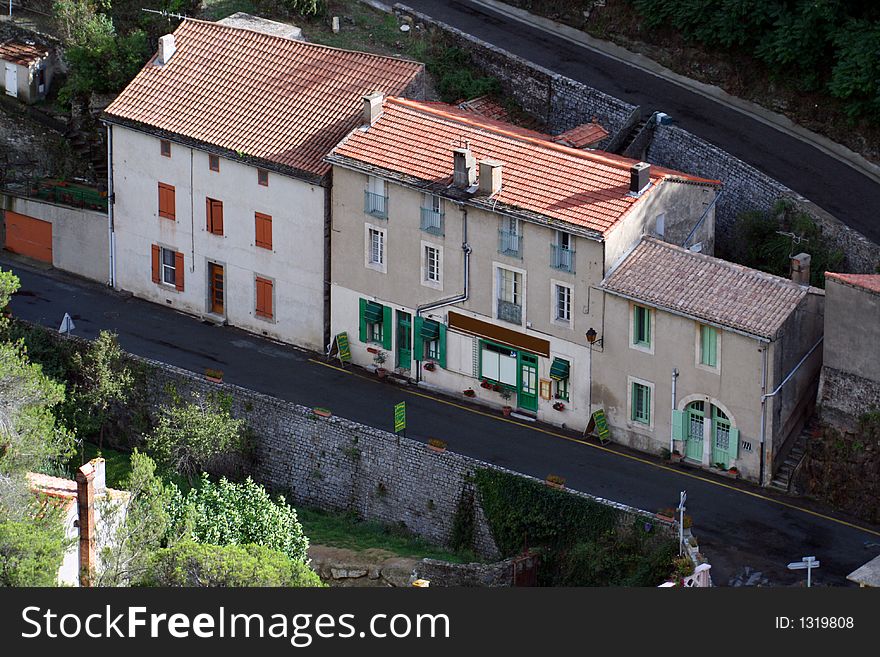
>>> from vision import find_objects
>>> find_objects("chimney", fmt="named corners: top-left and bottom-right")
top-left (75, 461), bottom-right (97, 587)
top-left (478, 160), bottom-right (503, 195)
top-left (157, 34), bottom-right (176, 66)
top-left (362, 92), bottom-right (384, 126)
top-left (630, 162), bottom-right (651, 195)
top-left (790, 252), bottom-right (811, 285)
top-left (90, 457), bottom-right (106, 496)
top-left (453, 147), bottom-right (476, 188)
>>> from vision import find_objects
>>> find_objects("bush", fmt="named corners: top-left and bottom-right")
top-left (168, 475), bottom-right (309, 564)
top-left (0, 517), bottom-right (66, 587)
top-left (140, 541), bottom-right (323, 587)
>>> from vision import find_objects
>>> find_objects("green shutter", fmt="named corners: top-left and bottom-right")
top-left (549, 358), bottom-right (570, 380)
top-left (644, 308), bottom-right (651, 345)
top-left (438, 322), bottom-right (447, 369)
top-left (672, 409), bottom-right (686, 441)
top-left (701, 325), bottom-right (717, 366)
top-left (382, 305), bottom-right (392, 350)
top-left (413, 316), bottom-right (424, 362)
top-left (358, 298), bottom-right (368, 343)
top-left (729, 428), bottom-right (739, 459)
top-left (631, 383), bottom-right (638, 421)
top-left (645, 385), bottom-right (651, 421)
top-left (632, 307), bottom-right (639, 344)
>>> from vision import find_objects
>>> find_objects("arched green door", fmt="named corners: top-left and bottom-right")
top-left (685, 401), bottom-right (704, 462)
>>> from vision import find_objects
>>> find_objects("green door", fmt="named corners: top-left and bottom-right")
top-left (396, 311), bottom-right (411, 370)
top-left (518, 353), bottom-right (538, 412)
top-left (685, 401), bottom-right (705, 462)
top-left (711, 406), bottom-right (732, 468)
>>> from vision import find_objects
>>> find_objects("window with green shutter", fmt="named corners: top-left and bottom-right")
top-left (549, 357), bottom-right (570, 400)
top-left (359, 299), bottom-right (387, 346)
top-left (633, 305), bottom-right (651, 348)
top-left (700, 325), bottom-right (718, 367)
top-left (414, 318), bottom-right (446, 367)
top-left (631, 382), bottom-right (651, 424)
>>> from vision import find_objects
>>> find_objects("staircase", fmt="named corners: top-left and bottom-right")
top-left (768, 417), bottom-right (817, 492)
top-left (615, 117), bottom-right (649, 156)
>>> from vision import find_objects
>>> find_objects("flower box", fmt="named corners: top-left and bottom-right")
top-left (545, 474), bottom-right (566, 489)
top-left (428, 438), bottom-right (447, 453)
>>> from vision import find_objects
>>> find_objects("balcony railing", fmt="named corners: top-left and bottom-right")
top-left (420, 207), bottom-right (444, 235)
top-left (497, 299), bottom-right (522, 324)
top-left (551, 243), bottom-right (576, 273)
top-left (498, 227), bottom-right (522, 258)
top-left (364, 190), bottom-right (388, 219)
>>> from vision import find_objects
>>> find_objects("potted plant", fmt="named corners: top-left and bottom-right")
top-left (423, 361), bottom-right (436, 372)
top-left (463, 388), bottom-right (476, 397)
top-left (545, 474), bottom-right (566, 489)
top-left (373, 350), bottom-right (388, 379)
top-left (553, 401), bottom-right (565, 411)
top-left (205, 368), bottom-right (224, 383)
top-left (427, 438), bottom-right (447, 454)
top-left (480, 379), bottom-right (493, 390)
top-left (671, 449), bottom-right (684, 462)
top-left (500, 387), bottom-right (513, 416)
top-left (312, 407), bottom-right (332, 418)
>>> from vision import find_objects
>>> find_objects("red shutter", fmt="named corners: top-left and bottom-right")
top-left (255, 213), bottom-right (272, 249)
top-left (158, 183), bottom-right (175, 220)
top-left (213, 200), bottom-right (223, 235)
top-left (256, 277), bottom-right (273, 318)
top-left (174, 251), bottom-right (185, 291)
top-left (151, 244), bottom-right (160, 283)
top-left (206, 197), bottom-right (211, 231)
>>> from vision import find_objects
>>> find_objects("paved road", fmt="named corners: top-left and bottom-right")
top-left (403, 0), bottom-right (880, 244)
top-left (5, 257), bottom-right (879, 586)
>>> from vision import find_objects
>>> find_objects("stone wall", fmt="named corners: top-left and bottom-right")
top-left (818, 366), bottom-right (880, 430)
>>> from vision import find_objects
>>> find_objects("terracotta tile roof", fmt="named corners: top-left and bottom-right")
top-left (0, 40), bottom-right (48, 66)
top-left (825, 272), bottom-right (880, 295)
top-left (599, 237), bottom-right (811, 339)
top-left (458, 95), bottom-right (510, 122)
top-left (330, 97), bottom-right (718, 235)
top-left (104, 19), bottom-right (423, 178)
top-left (554, 121), bottom-right (609, 148)
top-left (27, 472), bottom-right (129, 506)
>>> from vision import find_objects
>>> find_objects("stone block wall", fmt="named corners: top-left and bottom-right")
top-left (818, 366), bottom-right (880, 429)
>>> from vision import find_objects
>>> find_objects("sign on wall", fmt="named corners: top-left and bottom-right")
top-left (394, 401), bottom-right (406, 434)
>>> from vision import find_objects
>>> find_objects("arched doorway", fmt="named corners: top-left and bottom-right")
top-left (683, 401), bottom-right (737, 468)
top-left (711, 406), bottom-right (733, 468)
top-left (684, 401), bottom-right (705, 461)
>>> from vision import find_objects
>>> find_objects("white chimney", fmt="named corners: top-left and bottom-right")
top-left (90, 457), bottom-right (106, 495)
top-left (453, 147), bottom-right (476, 188)
top-left (478, 159), bottom-right (503, 195)
top-left (157, 34), bottom-right (176, 66)
top-left (362, 92), bottom-right (384, 126)
top-left (790, 252), bottom-right (811, 285)
top-left (630, 162), bottom-right (651, 195)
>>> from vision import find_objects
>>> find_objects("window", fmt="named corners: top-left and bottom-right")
top-left (497, 267), bottom-right (522, 324)
top-left (206, 198), bottom-right (224, 235)
top-left (499, 217), bottom-right (521, 257)
top-left (160, 140), bottom-right (171, 157)
top-left (550, 357), bottom-right (570, 401)
top-left (209, 155), bottom-right (220, 172)
top-left (554, 283), bottom-right (571, 323)
top-left (158, 183), bottom-right (175, 220)
top-left (255, 212), bottom-right (273, 250)
top-left (151, 245), bottom-right (183, 291)
top-left (551, 231), bottom-right (575, 272)
top-left (358, 299), bottom-right (391, 349)
top-left (258, 169), bottom-right (269, 186)
top-left (423, 243), bottom-right (441, 287)
top-left (655, 213), bottom-right (666, 238)
top-left (369, 228), bottom-right (384, 265)
top-left (420, 194), bottom-right (444, 235)
top-left (631, 381), bottom-right (651, 425)
top-left (364, 176), bottom-right (387, 219)
top-left (633, 305), bottom-right (651, 349)
top-left (555, 378), bottom-right (569, 401)
top-left (255, 276), bottom-right (274, 320)
top-left (480, 341), bottom-right (517, 387)
top-left (699, 324), bottom-right (718, 368)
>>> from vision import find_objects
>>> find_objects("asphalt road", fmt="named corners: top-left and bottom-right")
top-left (5, 257), bottom-right (879, 586)
top-left (403, 0), bottom-right (880, 244)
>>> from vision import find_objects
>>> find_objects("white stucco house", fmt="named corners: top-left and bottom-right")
top-left (0, 38), bottom-right (56, 103)
top-left (102, 18), bottom-right (423, 351)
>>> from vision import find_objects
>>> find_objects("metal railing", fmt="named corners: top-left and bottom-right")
top-left (1, 180), bottom-right (108, 212)
top-left (420, 207), bottom-right (444, 235)
top-left (497, 299), bottom-right (522, 324)
top-left (498, 227), bottom-right (522, 258)
top-left (550, 243), bottom-right (575, 273)
top-left (364, 190), bottom-right (388, 219)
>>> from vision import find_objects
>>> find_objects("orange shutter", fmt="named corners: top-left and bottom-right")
top-left (213, 200), bottom-right (223, 235)
top-left (256, 277), bottom-right (273, 318)
top-left (158, 183), bottom-right (175, 220)
top-left (174, 251), bottom-right (185, 291)
top-left (151, 245), bottom-right (160, 283)
top-left (205, 197), bottom-right (211, 231)
top-left (255, 213), bottom-right (272, 249)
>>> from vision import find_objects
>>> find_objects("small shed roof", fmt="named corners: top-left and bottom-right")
top-left (0, 40), bottom-right (48, 66)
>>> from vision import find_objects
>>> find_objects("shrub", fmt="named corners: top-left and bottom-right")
top-left (0, 517), bottom-right (66, 587)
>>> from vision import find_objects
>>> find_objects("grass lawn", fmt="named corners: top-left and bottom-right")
top-left (297, 506), bottom-right (480, 563)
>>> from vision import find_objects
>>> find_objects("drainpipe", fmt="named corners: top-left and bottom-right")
top-left (106, 123), bottom-right (116, 288)
top-left (681, 189), bottom-right (722, 250)
top-left (415, 202), bottom-right (470, 384)
top-left (670, 368), bottom-right (679, 454)
top-left (758, 336), bottom-right (823, 486)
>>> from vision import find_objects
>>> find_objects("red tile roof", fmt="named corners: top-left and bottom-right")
top-left (330, 97), bottom-right (719, 235)
top-left (0, 40), bottom-right (48, 66)
top-left (600, 237), bottom-right (812, 339)
top-left (458, 95), bottom-right (511, 122)
top-left (825, 272), bottom-right (880, 295)
top-left (554, 121), bottom-right (609, 148)
top-left (104, 19), bottom-right (423, 178)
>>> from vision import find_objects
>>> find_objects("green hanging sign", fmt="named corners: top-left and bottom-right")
top-left (394, 401), bottom-right (406, 434)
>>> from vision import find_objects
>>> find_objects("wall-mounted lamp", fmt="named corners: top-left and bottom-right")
top-left (586, 328), bottom-right (603, 348)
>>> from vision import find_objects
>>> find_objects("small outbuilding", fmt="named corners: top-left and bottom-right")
top-left (0, 38), bottom-right (55, 103)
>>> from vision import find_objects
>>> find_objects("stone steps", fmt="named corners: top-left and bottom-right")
top-left (768, 418), bottom-right (817, 492)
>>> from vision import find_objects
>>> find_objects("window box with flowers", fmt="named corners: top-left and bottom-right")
top-left (428, 438), bottom-right (447, 454)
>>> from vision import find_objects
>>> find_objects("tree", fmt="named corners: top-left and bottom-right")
top-left (140, 541), bottom-right (323, 587)
top-left (96, 451), bottom-right (180, 586)
top-left (168, 475), bottom-right (309, 564)
top-left (147, 393), bottom-right (250, 482)
top-left (0, 516), bottom-right (66, 587)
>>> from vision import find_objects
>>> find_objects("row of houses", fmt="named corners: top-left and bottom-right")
top-left (9, 17), bottom-right (825, 486)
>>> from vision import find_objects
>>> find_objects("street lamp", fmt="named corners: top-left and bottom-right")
top-left (586, 328), bottom-right (602, 420)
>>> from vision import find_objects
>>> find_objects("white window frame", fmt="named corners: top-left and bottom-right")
top-left (364, 223), bottom-right (387, 274)
top-left (655, 212), bottom-right (666, 238)
top-left (420, 240), bottom-right (443, 290)
top-left (629, 302), bottom-right (655, 355)
top-left (160, 247), bottom-right (177, 287)
top-left (551, 279), bottom-right (573, 328)
top-left (492, 262), bottom-right (526, 326)
top-left (626, 375), bottom-right (655, 431)
top-left (694, 322), bottom-right (722, 374)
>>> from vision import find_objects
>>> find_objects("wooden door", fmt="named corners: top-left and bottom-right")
top-left (209, 263), bottom-right (224, 315)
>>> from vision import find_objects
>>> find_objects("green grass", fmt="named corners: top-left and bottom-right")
top-left (297, 507), bottom-right (480, 563)
top-left (78, 442), bottom-right (133, 489)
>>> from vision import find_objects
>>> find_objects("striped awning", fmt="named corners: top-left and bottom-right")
top-left (364, 301), bottom-right (384, 324)
top-left (549, 358), bottom-right (570, 380)
top-left (420, 319), bottom-right (441, 340)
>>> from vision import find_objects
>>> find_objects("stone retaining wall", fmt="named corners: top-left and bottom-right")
top-left (818, 366), bottom-right (880, 429)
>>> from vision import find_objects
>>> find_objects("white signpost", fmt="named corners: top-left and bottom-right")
top-left (58, 313), bottom-right (75, 337)
top-left (787, 556), bottom-right (820, 587)
top-left (677, 491), bottom-right (687, 556)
